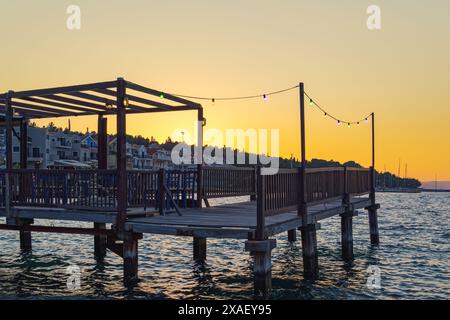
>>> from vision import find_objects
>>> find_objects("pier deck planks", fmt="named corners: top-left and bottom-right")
top-left (0, 197), bottom-right (371, 239)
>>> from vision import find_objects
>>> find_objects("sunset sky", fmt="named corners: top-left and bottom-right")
top-left (1, 0), bottom-right (449, 181)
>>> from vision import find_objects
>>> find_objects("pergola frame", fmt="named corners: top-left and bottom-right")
top-left (1, 77), bottom-right (204, 234)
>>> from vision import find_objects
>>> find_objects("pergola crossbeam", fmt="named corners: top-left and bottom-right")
top-left (2, 78), bottom-right (202, 119)
top-left (21, 96), bottom-right (104, 114)
top-left (126, 81), bottom-right (201, 108)
top-left (93, 88), bottom-right (180, 111)
top-left (42, 94), bottom-right (110, 112)
top-left (11, 101), bottom-right (78, 117)
top-left (10, 81), bottom-right (117, 99)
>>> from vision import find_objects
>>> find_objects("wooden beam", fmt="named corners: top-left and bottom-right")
top-left (42, 94), bottom-right (109, 111)
top-left (116, 78), bottom-right (128, 234)
top-left (65, 91), bottom-right (155, 113)
top-left (20, 96), bottom-right (103, 114)
top-left (93, 88), bottom-right (177, 111)
top-left (20, 119), bottom-right (28, 169)
top-left (126, 81), bottom-right (201, 108)
top-left (256, 167), bottom-right (265, 240)
top-left (97, 115), bottom-right (107, 170)
top-left (0, 105), bottom-right (58, 119)
top-left (11, 100), bottom-right (79, 117)
top-left (5, 92), bottom-right (13, 170)
top-left (10, 81), bottom-right (117, 99)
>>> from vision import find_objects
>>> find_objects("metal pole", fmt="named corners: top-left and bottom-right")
top-left (298, 83), bottom-right (307, 220)
top-left (299, 83), bottom-right (306, 167)
top-left (197, 108), bottom-right (204, 208)
top-left (371, 112), bottom-right (375, 169)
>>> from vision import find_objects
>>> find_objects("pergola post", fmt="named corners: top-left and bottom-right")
top-left (20, 119), bottom-right (28, 169)
top-left (5, 91), bottom-right (13, 220)
top-left (19, 118), bottom-right (32, 251)
top-left (116, 78), bottom-right (127, 235)
top-left (97, 114), bottom-right (108, 170)
top-left (94, 114), bottom-right (108, 260)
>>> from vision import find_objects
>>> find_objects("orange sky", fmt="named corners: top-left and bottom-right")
top-left (1, 1), bottom-right (449, 181)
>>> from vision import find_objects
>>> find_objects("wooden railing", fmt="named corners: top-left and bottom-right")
top-left (3, 169), bottom-right (118, 210)
top-left (257, 167), bottom-right (372, 217)
top-left (305, 167), bottom-right (346, 204)
top-left (346, 167), bottom-right (371, 196)
top-left (1, 166), bottom-right (373, 228)
top-left (202, 166), bottom-right (256, 199)
top-left (259, 169), bottom-right (299, 216)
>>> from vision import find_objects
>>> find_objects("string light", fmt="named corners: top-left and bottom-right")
top-left (170, 84), bottom-right (299, 101)
top-left (161, 84), bottom-right (373, 128)
top-left (304, 91), bottom-right (373, 128)
top-left (160, 92), bottom-right (165, 99)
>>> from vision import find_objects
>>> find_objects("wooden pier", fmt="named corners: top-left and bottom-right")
top-left (0, 78), bottom-right (380, 295)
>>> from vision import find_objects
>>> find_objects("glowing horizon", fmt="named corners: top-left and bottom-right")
top-left (1, 0), bottom-right (449, 181)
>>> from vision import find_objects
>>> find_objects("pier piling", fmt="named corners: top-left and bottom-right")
top-left (94, 223), bottom-right (107, 260)
top-left (300, 223), bottom-right (319, 278)
top-left (287, 229), bottom-right (297, 242)
top-left (245, 239), bottom-right (276, 295)
top-left (123, 232), bottom-right (141, 287)
top-left (193, 237), bottom-right (207, 262)
top-left (340, 211), bottom-right (357, 261)
top-left (367, 205), bottom-right (380, 245)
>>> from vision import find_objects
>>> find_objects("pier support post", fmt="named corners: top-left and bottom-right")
top-left (245, 239), bottom-right (276, 295)
top-left (20, 220), bottom-right (33, 252)
top-left (94, 223), bottom-right (107, 260)
top-left (300, 223), bottom-right (320, 279)
top-left (367, 204), bottom-right (380, 245)
top-left (193, 237), bottom-right (207, 262)
top-left (287, 229), bottom-right (297, 242)
top-left (340, 211), bottom-right (357, 262)
top-left (123, 232), bottom-right (141, 287)
top-left (7, 218), bottom-right (33, 252)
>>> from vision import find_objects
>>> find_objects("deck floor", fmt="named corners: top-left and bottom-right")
top-left (126, 197), bottom-right (371, 239)
top-left (0, 197), bottom-right (371, 239)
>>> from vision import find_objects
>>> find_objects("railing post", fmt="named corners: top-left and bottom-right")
top-left (246, 167), bottom-right (276, 296)
top-left (340, 166), bottom-right (355, 261)
top-left (343, 166), bottom-right (349, 206)
top-left (367, 166), bottom-right (380, 245)
top-left (256, 166), bottom-right (265, 241)
top-left (250, 166), bottom-right (257, 201)
top-left (158, 168), bottom-right (166, 216)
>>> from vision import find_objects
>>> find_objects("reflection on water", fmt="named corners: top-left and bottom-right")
top-left (0, 193), bottom-right (449, 299)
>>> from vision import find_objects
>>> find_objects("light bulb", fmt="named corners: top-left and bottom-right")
top-left (263, 94), bottom-right (268, 101)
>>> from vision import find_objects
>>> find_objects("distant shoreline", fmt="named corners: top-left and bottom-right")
top-left (421, 189), bottom-right (450, 193)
